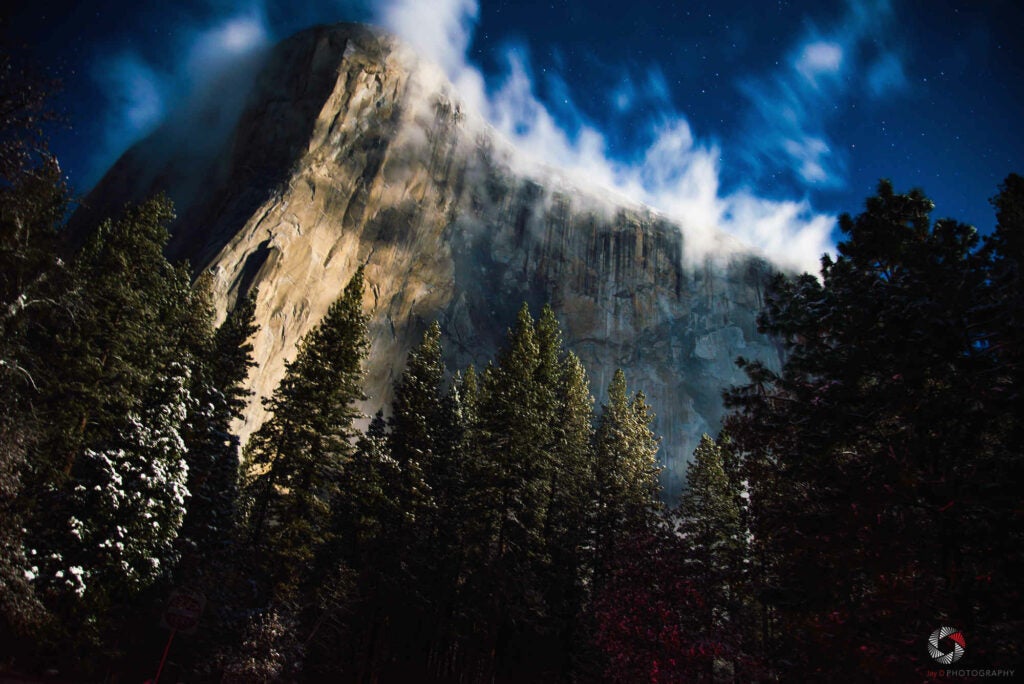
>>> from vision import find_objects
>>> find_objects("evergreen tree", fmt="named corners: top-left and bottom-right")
top-left (724, 179), bottom-right (1022, 679)
top-left (363, 321), bottom-right (445, 667)
top-left (333, 411), bottom-right (398, 571)
top-left (676, 434), bottom-right (745, 655)
top-left (243, 266), bottom-right (368, 602)
top-left (56, 365), bottom-right (191, 597)
top-left (678, 434), bottom-right (741, 570)
top-left (477, 303), bottom-right (552, 667)
top-left (231, 264), bottom-right (368, 682)
top-left (0, 57), bottom-right (75, 643)
top-left (36, 196), bottom-right (193, 478)
top-left (627, 389), bottom-right (661, 510)
top-left (969, 174), bottom-right (1024, 663)
top-left (437, 364), bottom-right (500, 674)
top-left (178, 284), bottom-right (257, 571)
top-left (387, 320), bottom-right (444, 569)
top-left (421, 371), bottom-right (483, 678)
top-left (174, 285), bottom-right (258, 679)
top-left (593, 369), bottom-right (662, 574)
top-left (543, 350), bottom-right (596, 670)
top-left (8, 196), bottom-right (204, 670)
top-left (297, 409), bottom-right (398, 679)
top-left (0, 155), bottom-right (67, 643)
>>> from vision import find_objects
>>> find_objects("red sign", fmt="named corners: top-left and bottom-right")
top-left (160, 588), bottom-right (206, 634)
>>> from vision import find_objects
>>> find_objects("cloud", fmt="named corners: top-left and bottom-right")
top-left (88, 0), bottom-right (836, 275)
top-left (796, 41), bottom-right (843, 85)
top-left (185, 14), bottom-right (268, 75)
top-left (86, 5), bottom-right (272, 189)
top-left (377, 0), bottom-right (477, 77)
top-left (867, 52), bottom-right (907, 97)
top-left (783, 136), bottom-right (832, 184)
top-left (93, 53), bottom-right (165, 142)
top-left (738, 0), bottom-right (905, 192)
top-left (372, 0), bottom-right (835, 274)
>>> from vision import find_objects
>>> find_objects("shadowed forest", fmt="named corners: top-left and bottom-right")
top-left (1, 52), bottom-right (1022, 683)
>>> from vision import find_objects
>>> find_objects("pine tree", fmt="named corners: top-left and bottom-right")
top-left (627, 389), bottom-right (662, 512)
top-left (58, 365), bottom-right (191, 597)
top-left (171, 284), bottom-right (259, 679)
top-left (723, 179), bottom-right (1023, 678)
top-left (243, 266), bottom-right (368, 602)
top-left (422, 371), bottom-right (484, 678)
top-left (543, 350), bottom-right (595, 669)
top-left (679, 435), bottom-right (741, 562)
top-left (438, 364), bottom-right (500, 674)
top-left (0, 59), bottom-right (79, 643)
top-left (178, 284), bottom-right (257, 572)
top-left (0, 156), bottom-right (67, 641)
top-left (334, 411), bottom-right (399, 568)
top-left (210, 289), bottom-right (260, 422)
top-left (677, 434), bottom-right (744, 643)
top-left (387, 320), bottom-right (444, 557)
top-left (465, 303), bottom-right (562, 675)
top-left (593, 369), bottom-right (662, 573)
top-left (9, 197), bottom-right (205, 670)
top-left (365, 321), bottom-right (445, 666)
top-left (969, 174), bottom-right (1024, 663)
top-left (484, 308), bottom-right (545, 579)
top-left (533, 304), bottom-right (568, 562)
top-left (37, 196), bottom-right (193, 479)
top-left (295, 409), bottom-right (398, 679)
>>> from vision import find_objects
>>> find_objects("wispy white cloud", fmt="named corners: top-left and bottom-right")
top-left (738, 0), bottom-right (906, 193)
top-left (783, 136), bottom-right (832, 184)
top-left (88, 5), bottom-right (271, 188)
top-left (91, 0), bottom-right (839, 275)
top-left (374, 0), bottom-right (834, 274)
top-left (377, 0), bottom-right (477, 78)
top-left (608, 65), bottom-right (672, 116)
top-left (796, 41), bottom-right (843, 85)
top-left (93, 53), bottom-right (165, 141)
top-left (184, 14), bottom-right (268, 75)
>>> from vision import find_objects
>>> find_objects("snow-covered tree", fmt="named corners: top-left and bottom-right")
top-left (38, 365), bottom-right (191, 601)
top-left (593, 370), bottom-right (662, 562)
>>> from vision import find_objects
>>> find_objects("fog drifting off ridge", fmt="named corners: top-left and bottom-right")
top-left (92, 0), bottom-right (841, 275)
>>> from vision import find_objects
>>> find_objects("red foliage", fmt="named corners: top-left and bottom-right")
top-left (591, 528), bottom-right (733, 683)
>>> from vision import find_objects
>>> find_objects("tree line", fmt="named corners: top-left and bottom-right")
top-left (0, 178), bottom-right (666, 680)
top-left (590, 176), bottom-right (1024, 681)
top-left (0, 58), bottom-right (668, 679)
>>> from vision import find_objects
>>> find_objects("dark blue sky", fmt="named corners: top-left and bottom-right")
top-left (6, 0), bottom-right (1022, 272)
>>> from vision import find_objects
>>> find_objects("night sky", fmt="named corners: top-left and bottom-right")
top-left (5, 0), bottom-right (1023, 272)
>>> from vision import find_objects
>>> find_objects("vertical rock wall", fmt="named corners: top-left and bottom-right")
top-left (75, 23), bottom-right (783, 497)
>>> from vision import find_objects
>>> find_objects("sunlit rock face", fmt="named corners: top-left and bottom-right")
top-left (76, 23), bottom-right (782, 496)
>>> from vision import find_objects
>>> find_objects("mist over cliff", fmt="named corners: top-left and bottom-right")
top-left (74, 23), bottom-right (784, 495)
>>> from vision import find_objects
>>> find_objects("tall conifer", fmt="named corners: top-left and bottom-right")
top-left (243, 266), bottom-right (368, 600)
top-left (593, 369), bottom-right (662, 582)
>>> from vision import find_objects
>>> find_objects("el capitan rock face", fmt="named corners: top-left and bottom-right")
top-left (76, 23), bottom-right (782, 495)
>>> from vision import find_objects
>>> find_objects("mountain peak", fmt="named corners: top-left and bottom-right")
top-left (73, 23), bottom-right (781, 493)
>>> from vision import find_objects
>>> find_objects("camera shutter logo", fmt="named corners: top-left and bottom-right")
top-left (928, 626), bottom-right (966, 665)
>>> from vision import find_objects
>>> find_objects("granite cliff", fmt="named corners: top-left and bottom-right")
top-left (75, 23), bottom-right (783, 495)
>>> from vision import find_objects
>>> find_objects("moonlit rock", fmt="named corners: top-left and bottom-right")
top-left (74, 24), bottom-right (784, 496)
